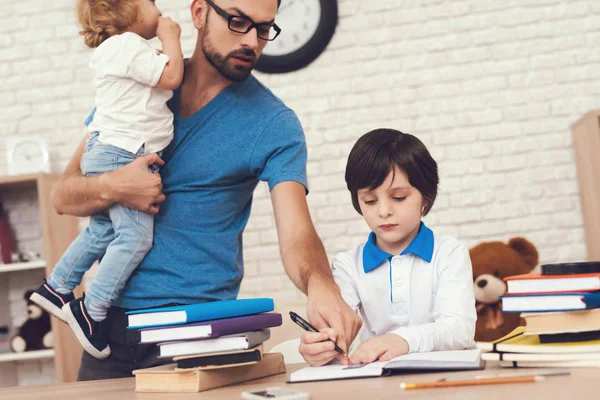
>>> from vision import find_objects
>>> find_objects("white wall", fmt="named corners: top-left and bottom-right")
top-left (1, 0), bottom-right (598, 385)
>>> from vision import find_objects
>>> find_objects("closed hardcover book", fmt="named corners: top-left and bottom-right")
top-left (538, 331), bottom-right (600, 344)
top-left (522, 309), bottom-right (600, 335)
top-left (126, 298), bottom-right (274, 329)
top-left (139, 313), bottom-right (282, 344)
top-left (541, 262), bottom-right (600, 276)
top-left (158, 329), bottom-right (271, 358)
top-left (133, 352), bottom-right (286, 393)
top-left (477, 327), bottom-right (526, 353)
top-left (477, 326), bottom-right (600, 354)
top-left (500, 359), bottom-right (600, 368)
top-left (505, 272), bottom-right (600, 294)
top-left (174, 345), bottom-right (263, 370)
top-left (501, 291), bottom-right (600, 312)
top-left (484, 347), bottom-right (600, 362)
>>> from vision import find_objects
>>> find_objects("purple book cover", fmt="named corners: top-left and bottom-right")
top-left (139, 313), bottom-right (282, 344)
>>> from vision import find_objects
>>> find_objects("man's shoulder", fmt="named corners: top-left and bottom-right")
top-left (241, 75), bottom-right (293, 114)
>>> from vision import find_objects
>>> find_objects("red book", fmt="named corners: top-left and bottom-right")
top-left (505, 273), bottom-right (600, 294)
top-left (0, 203), bottom-right (16, 264)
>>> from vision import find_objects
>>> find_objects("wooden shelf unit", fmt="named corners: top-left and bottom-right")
top-left (0, 174), bottom-right (81, 383)
top-left (0, 261), bottom-right (47, 274)
top-left (572, 110), bottom-right (600, 261)
top-left (0, 350), bottom-right (55, 364)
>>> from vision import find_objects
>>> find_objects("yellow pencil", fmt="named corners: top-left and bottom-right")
top-left (400, 375), bottom-right (544, 390)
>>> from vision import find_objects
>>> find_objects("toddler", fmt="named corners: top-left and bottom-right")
top-left (30, 0), bottom-right (184, 359)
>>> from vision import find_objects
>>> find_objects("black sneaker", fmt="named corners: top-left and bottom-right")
top-left (62, 297), bottom-right (111, 359)
top-left (29, 280), bottom-right (74, 322)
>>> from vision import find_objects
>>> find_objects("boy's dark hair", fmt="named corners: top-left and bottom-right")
top-left (345, 129), bottom-right (439, 216)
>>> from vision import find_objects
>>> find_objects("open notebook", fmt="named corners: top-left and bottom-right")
top-left (289, 349), bottom-right (483, 383)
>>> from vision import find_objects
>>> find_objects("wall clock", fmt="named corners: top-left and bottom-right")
top-left (256, 0), bottom-right (338, 74)
top-left (6, 137), bottom-right (51, 176)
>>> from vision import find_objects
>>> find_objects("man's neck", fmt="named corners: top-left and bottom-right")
top-left (179, 53), bottom-right (234, 118)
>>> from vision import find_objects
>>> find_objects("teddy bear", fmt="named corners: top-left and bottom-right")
top-left (9, 290), bottom-right (53, 352)
top-left (470, 237), bottom-right (539, 343)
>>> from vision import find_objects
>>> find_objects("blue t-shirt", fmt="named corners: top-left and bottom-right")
top-left (86, 75), bottom-right (308, 309)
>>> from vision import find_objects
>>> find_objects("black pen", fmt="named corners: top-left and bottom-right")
top-left (289, 311), bottom-right (346, 356)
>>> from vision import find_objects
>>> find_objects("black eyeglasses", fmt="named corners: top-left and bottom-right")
top-left (205, 0), bottom-right (281, 41)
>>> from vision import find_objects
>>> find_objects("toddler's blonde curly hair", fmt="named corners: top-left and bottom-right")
top-left (77, 0), bottom-right (140, 48)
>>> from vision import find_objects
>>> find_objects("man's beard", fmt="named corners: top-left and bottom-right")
top-left (201, 31), bottom-right (257, 82)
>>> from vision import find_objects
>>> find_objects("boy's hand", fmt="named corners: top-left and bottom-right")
top-left (349, 333), bottom-right (409, 364)
top-left (298, 328), bottom-right (343, 367)
top-left (157, 16), bottom-right (181, 41)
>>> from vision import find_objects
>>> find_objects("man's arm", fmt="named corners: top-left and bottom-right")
top-left (52, 134), bottom-right (166, 217)
top-left (271, 181), bottom-right (362, 355)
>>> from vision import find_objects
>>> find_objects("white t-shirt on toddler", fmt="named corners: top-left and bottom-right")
top-left (87, 32), bottom-right (174, 155)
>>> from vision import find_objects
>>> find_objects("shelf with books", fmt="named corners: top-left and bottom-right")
top-left (0, 349), bottom-right (55, 363)
top-left (0, 260), bottom-right (46, 274)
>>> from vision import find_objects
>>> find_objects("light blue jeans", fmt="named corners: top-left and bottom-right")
top-left (48, 132), bottom-right (154, 311)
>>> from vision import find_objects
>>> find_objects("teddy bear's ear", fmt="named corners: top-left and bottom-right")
top-left (508, 237), bottom-right (539, 269)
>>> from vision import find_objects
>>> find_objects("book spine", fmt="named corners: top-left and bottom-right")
top-left (584, 294), bottom-right (600, 309)
top-left (211, 315), bottom-right (282, 337)
top-left (186, 299), bottom-right (274, 323)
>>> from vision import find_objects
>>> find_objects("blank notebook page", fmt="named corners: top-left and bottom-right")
top-left (385, 349), bottom-right (482, 369)
top-left (289, 349), bottom-right (482, 382)
top-left (289, 360), bottom-right (386, 382)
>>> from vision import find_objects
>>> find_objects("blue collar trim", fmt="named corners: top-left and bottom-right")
top-left (362, 221), bottom-right (434, 273)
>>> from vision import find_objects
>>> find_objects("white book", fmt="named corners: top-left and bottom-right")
top-left (500, 359), bottom-right (600, 368)
top-left (289, 349), bottom-right (483, 383)
top-left (484, 350), bottom-right (600, 362)
top-left (501, 352), bottom-right (600, 362)
top-left (158, 329), bottom-right (270, 358)
top-left (506, 275), bottom-right (600, 294)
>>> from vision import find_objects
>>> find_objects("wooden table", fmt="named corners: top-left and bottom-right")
top-left (0, 363), bottom-right (590, 399)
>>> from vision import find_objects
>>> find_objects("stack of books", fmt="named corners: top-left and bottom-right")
top-left (478, 262), bottom-right (600, 368)
top-left (127, 298), bottom-right (286, 392)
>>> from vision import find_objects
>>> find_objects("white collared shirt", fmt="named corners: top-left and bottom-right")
top-left (87, 32), bottom-right (174, 154)
top-left (332, 231), bottom-right (477, 353)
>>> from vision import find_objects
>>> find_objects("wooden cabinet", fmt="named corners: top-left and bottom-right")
top-left (0, 174), bottom-right (81, 385)
top-left (572, 110), bottom-right (600, 261)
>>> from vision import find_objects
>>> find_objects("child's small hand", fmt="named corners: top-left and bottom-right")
top-left (157, 16), bottom-right (181, 41)
top-left (348, 333), bottom-right (409, 364)
top-left (298, 328), bottom-right (344, 367)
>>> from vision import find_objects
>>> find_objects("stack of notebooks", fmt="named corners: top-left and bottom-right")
top-left (127, 298), bottom-right (286, 392)
top-left (479, 262), bottom-right (600, 368)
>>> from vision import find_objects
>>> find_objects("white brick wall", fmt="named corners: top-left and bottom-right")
top-left (0, 0), bottom-right (598, 385)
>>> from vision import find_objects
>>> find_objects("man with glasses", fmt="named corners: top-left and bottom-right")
top-left (53, 0), bottom-right (362, 380)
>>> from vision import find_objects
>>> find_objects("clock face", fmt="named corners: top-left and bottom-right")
top-left (14, 141), bottom-right (44, 164)
top-left (255, 0), bottom-right (338, 74)
top-left (7, 137), bottom-right (50, 175)
top-left (263, 0), bottom-right (322, 57)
